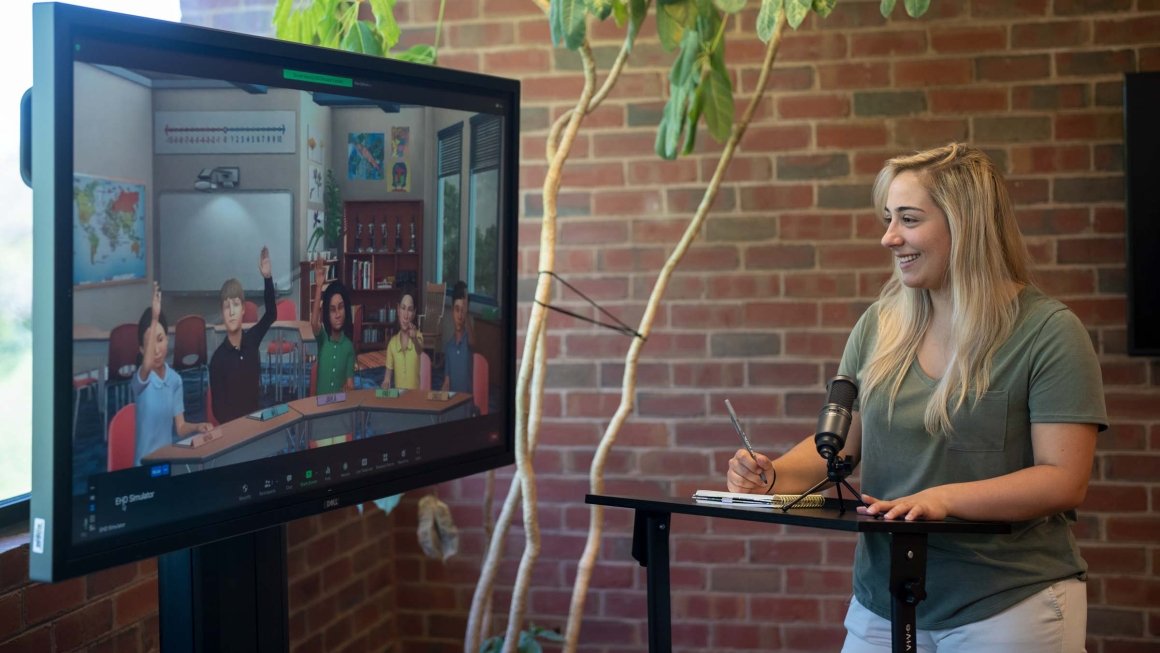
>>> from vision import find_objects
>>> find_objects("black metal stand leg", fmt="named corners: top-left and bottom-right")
top-left (781, 475), bottom-right (832, 511)
top-left (889, 532), bottom-right (927, 653)
top-left (782, 455), bottom-right (870, 515)
top-left (631, 510), bottom-right (672, 653)
top-left (158, 525), bottom-right (288, 653)
top-left (833, 479), bottom-right (871, 515)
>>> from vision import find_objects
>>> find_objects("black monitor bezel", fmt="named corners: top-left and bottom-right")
top-left (30, 2), bottom-right (518, 581)
top-left (1124, 71), bottom-right (1160, 356)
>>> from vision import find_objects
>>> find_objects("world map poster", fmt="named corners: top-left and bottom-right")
top-left (73, 174), bottom-right (146, 287)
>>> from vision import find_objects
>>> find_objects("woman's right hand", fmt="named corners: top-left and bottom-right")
top-left (726, 448), bottom-right (774, 494)
top-left (312, 256), bottom-right (326, 282)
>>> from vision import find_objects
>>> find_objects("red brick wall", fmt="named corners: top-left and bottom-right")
top-left (0, 504), bottom-right (397, 652)
top-left (6, 0), bottom-right (1154, 651)
top-left (0, 541), bottom-right (160, 652)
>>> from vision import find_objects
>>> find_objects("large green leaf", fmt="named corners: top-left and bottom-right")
top-left (785, 0), bottom-right (810, 29)
top-left (879, 0), bottom-right (897, 17)
top-left (588, 0), bottom-right (615, 20)
top-left (272, 0), bottom-right (293, 33)
top-left (340, 20), bottom-right (384, 56)
top-left (627, 0), bottom-right (648, 51)
top-left (656, 0), bottom-right (692, 51)
top-left (694, 5), bottom-right (721, 43)
top-left (612, 0), bottom-right (629, 26)
top-left (529, 625), bottom-right (565, 643)
top-left (551, 0), bottom-right (588, 49)
top-left (394, 43), bottom-right (436, 64)
top-left (682, 84), bottom-right (702, 155)
top-left (669, 25), bottom-right (701, 84)
top-left (811, 0), bottom-right (836, 18)
top-left (904, 0), bottom-right (930, 17)
top-left (518, 631), bottom-right (543, 653)
top-left (550, 0), bottom-right (563, 43)
top-left (756, 0), bottom-right (782, 42)
top-left (368, 0), bottom-right (401, 50)
top-left (656, 28), bottom-right (701, 159)
top-left (702, 51), bottom-right (733, 141)
top-left (655, 82), bottom-right (686, 159)
top-left (694, 0), bottom-right (718, 21)
top-left (300, 0), bottom-right (335, 47)
top-left (712, 0), bottom-right (747, 12)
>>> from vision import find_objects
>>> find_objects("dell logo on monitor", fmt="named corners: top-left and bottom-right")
top-left (323, 498), bottom-right (340, 510)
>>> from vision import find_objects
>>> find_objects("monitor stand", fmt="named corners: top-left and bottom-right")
top-left (157, 525), bottom-right (288, 652)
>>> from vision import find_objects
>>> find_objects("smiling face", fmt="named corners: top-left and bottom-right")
top-left (327, 292), bottom-right (346, 334)
top-left (881, 171), bottom-right (952, 294)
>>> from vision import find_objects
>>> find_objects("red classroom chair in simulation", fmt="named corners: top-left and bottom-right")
top-left (106, 403), bottom-right (137, 472)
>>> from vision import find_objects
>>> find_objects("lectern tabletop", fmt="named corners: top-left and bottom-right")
top-left (586, 492), bottom-right (1010, 535)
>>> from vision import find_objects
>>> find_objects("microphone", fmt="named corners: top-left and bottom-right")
top-left (814, 375), bottom-right (858, 460)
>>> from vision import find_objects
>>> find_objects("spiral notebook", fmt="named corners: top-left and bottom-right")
top-left (692, 489), bottom-right (825, 509)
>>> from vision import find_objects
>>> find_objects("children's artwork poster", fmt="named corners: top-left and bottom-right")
top-left (348, 132), bottom-right (385, 181)
top-left (390, 160), bottom-right (410, 192)
top-left (390, 126), bottom-right (409, 158)
top-left (307, 123), bottom-right (325, 164)
top-left (73, 174), bottom-right (147, 287)
top-left (308, 163), bottom-right (324, 203)
top-left (154, 111), bottom-right (296, 154)
top-left (307, 209), bottom-right (326, 251)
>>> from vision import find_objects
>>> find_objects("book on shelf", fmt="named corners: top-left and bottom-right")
top-left (692, 489), bottom-right (825, 509)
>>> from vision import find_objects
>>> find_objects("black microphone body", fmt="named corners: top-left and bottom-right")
top-left (815, 375), bottom-right (858, 460)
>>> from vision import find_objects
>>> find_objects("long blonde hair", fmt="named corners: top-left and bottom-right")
top-left (861, 143), bottom-right (1033, 434)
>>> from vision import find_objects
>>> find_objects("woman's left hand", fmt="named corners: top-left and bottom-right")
top-left (858, 488), bottom-right (950, 521)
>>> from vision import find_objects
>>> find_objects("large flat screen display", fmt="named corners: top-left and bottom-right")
top-left (30, 2), bottom-right (518, 581)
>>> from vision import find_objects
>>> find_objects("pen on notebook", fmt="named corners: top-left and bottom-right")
top-left (724, 399), bottom-right (767, 485)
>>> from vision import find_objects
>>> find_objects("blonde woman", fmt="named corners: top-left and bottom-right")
top-left (727, 144), bottom-right (1105, 652)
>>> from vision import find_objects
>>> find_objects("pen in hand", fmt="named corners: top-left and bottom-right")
top-left (724, 399), bottom-right (768, 486)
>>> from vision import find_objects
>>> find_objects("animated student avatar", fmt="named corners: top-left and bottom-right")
top-left (441, 281), bottom-right (473, 393)
top-left (310, 256), bottom-right (355, 394)
top-left (208, 246), bottom-right (277, 423)
top-left (133, 282), bottom-right (212, 466)
top-left (383, 288), bottom-right (423, 390)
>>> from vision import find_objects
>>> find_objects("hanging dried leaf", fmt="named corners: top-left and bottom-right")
top-left (416, 494), bottom-right (460, 561)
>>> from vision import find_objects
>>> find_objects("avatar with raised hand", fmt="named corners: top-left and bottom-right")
top-left (209, 246), bottom-right (278, 422)
top-left (310, 256), bottom-right (355, 394)
top-left (132, 282), bottom-right (212, 465)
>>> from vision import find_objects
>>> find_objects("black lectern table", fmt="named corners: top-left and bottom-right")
top-left (586, 493), bottom-right (1010, 653)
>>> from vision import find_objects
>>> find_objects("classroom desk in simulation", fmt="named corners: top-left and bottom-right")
top-left (587, 493), bottom-right (1010, 653)
top-left (141, 388), bottom-right (473, 473)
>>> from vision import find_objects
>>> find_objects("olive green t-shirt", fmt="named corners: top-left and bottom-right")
top-left (839, 287), bottom-right (1107, 629)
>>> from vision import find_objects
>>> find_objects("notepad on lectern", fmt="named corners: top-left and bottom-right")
top-left (693, 489), bottom-right (825, 509)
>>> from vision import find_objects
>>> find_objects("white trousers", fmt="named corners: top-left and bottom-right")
top-left (841, 578), bottom-right (1087, 653)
